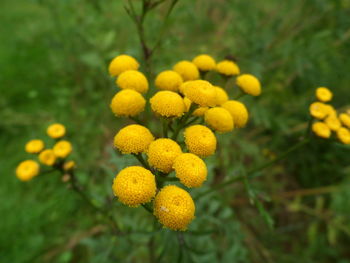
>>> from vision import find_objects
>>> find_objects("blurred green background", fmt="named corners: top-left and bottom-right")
top-left (1, 0), bottom-right (350, 262)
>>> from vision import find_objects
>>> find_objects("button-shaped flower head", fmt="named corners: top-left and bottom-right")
top-left (216, 60), bottom-right (240, 76)
top-left (309, 102), bottom-right (331, 120)
top-left (324, 115), bottom-right (341, 131)
top-left (316, 87), bottom-right (332, 102)
top-left (16, 160), bottom-right (40, 181)
top-left (339, 113), bottom-right (350, 128)
top-left (204, 107), bottom-right (234, 133)
top-left (337, 127), bottom-right (350, 145)
top-left (214, 86), bottom-right (229, 106)
top-left (116, 70), bottom-right (149, 94)
top-left (155, 70), bottom-right (183, 92)
top-left (108, 54), bottom-right (139, 77)
top-left (183, 80), bottom-right (217, 107)
top-left (47, 123), bottom-right (66, 139)
top-left (236, 74), bottom-right (261, 96)
top-left (173, 61), bottom-right (199, 81)
top-left (150, 91), bottom-right (185, 118)
top-left (184, 125), bottom-right (217, 157)
top-left (222, 100), bottom-right (249, 128)
top-left (39, 149), bottom-right (57, 166)
top-left (53, 140), bottom-right (72, 158)
top-left (192, 54), bottom-right (216, 72)
top-left (312, 122), bottom-right (331, 139)
top-left (25, 139), bottom-right (44, 154)
top-left (110, 89), bottom-right (146, 117)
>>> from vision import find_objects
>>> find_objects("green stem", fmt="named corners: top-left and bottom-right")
top-left (130, 116), bottom-right (143, 125)
top-left (162, 118), bottom-right (169, 138)
top-left (172, 104), bottom-right (197, 140)
top-left (142, 203), bottom-right (153, 214)
top-left (132, 153), bottom-right (152, 170)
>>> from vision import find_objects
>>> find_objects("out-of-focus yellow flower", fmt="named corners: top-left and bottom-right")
top-left (39, 149), bottom-right (57, 166)
top-left (316, 87), bottom-right (332, 102)
top-left (173, 153), bottom-right (207, 188)
top-left (150, 91), bottom-right (185, 118)
top-left (16, 160), bottom-right (40, 181)
top-left (183, 97), bottom-right (191, 112)
top-left (216, 60), bottom-right (240, 76)
top-left (312, 122), bottom-right (331, 139)
top-left (184, 125), bottom-right (217, 157)
top-left (116, 70), bottom-right (149, 94)
top-left (114, 124), bottom-right (154, 154)
top-left (173, 61), bottom-right (199, 81)
top-left (154, 185), bottom-right (195, 231)
top-left (337, 127), bottom-right (350, 144)
top-left (309, 102), bottom-right (331, 120)
top-left (53, 140), bottom-right (72, 158)
top-left (324, 115), bottom-right (341, 131)
top-left (155, 70), bottom-right (183, 92)
top-left (192, 54), bottom-right (216, 71)
top-left (47, 123), bottom-right (66, 139)
top-left (25, 139), bottom-right (44, 154)
top-left (204, 107), bottom-right (234, 133)
top-left (110, 89), bottom-right (145, 117)
top-left (147, 138), bottom-right (182, 173)
top-left (214, 86), bottom-right (229, 106)
top-left (183, 80), bottom-right (217, 107)
top-left (112, 166), bottom-right (156, 207)
top-left (108, 54), bottom-right (139, 77)
top-left (339, 113), bottom-right (350, 128)
top-left (63, 160), bottom-right (76, 171)
top-left (222, 100), bottom-right (249, 128)
top-left (236, 74), bottom-right (261, 96)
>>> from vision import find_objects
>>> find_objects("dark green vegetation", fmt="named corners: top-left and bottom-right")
top-left (1, 0), bottom-right (350, 262)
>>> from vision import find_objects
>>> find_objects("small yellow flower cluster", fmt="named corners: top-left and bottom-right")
top-left (15, 123), bottom-right (76, 181)
top-left (309, 87), bottom-right (350, 144)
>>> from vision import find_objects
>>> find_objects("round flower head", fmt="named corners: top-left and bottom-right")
top-left (39, 149), bottom-right (56, 166)
top-left (154, 185), bottom-right (195, 231)
top-left (184, 125), bottom-right (217, 157)
top-left (204, 107), bottom-right (234, 133)
top-left (339, 113), bottom-right (350, 128)
top-left (116, 70), bottom-right (149, 94)
top-left (155, 70), bottom-right (183, 92)
top-left (173, 153), bottom-right (207, 188)
top-left (324, 115), bottom-right (341, 131)
top-left (108, 54), bottom-right (139, 77)
top-left (114, 124), bottom-right (154, 154)
top-left (183, 80), bottom-right (217, 107)
top-left (316, 87), bottom-right (332, 102)
top-left (63, 160), bottom-right (76, 171)
top-left (147, 138), bottom-right (182, 173)
top-left (236, 74), bottom-right (261, 96)
top-left (173, 61), bottom-right (199, 81)
top-left (112, 166), bottom-right (156, 207)
top-left (47, 123), bottom-right (66, 139)
top-left (110, 89), bottom-right (146, 117)
top-left (222, 100), bottom-right (249, 128)
top-left (216, 60), bottom-right (240, 76)
top-left (183, 97), bottom-right (208, 116)
top-left (312, 122), bottom-right (331, 139)
top-left (53, 140), bottom-right (72, 158)
top-left (214, 86), bottom-right (229, 106)
top-left (25, 139), bottom-right (44, 154)
top-left (16, 160), bottom-right (40, 181)
top-left (337, 127), bottom-right (350, 145)
top-left (309, 102), bottom-right (330, 120)
top-left (150, 91), bottom-right (185, 118)
top-left (192, 54), bottom-right (216, 71)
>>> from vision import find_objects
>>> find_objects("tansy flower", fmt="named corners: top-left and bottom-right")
top-left (16, 160), bottom-right (40, 181)
top-left (312, 122), bottom-right (331, 139)
top-left (150, 91), bottom-right (185, 118)
top-left (236, 74), bottom-right (261, 96)
top-left (337, 127), bottom-right (350, 145)
top-left (184, 125), bottom-right (217, 157)
top-left (114, 124), bottom-right (154, 154)
top-left (173, 153), bottom-right (207, 188)
top-left (147, 138), bottom-right (182, 173)
top-left (316, 87), bottom-right (332, 102)
top-left (155, 70), bottom-right (183, 92)
top-left (204, 107), bottom-right (234, 133)
top-left (216, 60), bottom-right (240, 76)
top-left (214, 86), bottom-right (229, 106)
top-left (110, 89), bottom-right (146, 117)
top-left (222, 100), bottom-right (249, 128)
top-left (324, 115), bottom-right (341, 131)
top-left (25, 139), bottom-right (44, 154)
top-left (53, 140), bottom-right (72, 158)
top-left (47, 123), bottom-right (66, 139)
top-left (173, 61), bottom-right (199, 81)
top-left (108, 54), bottom-right (139, 77)
top-left (192, 54), bottom-right (216, 71)
top-left (183, 80), bottom-right (217, 107)
top-left (112, 166), bottom-right (156, 207)
top-left (153, 185), bottom-right (195, 231)
top-left (116, 70), bottom-right (149, 94)
top-left (39, 149), bottom-right (57, 166)
top-left (309, 102), bottom-right (331, 120)
top-left (63, 160), bottom-right (76, 171)
top-left (339, 113), bottom-right (350, 128)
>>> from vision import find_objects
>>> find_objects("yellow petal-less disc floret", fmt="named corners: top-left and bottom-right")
top-left (316, 87), bottom-right (333, 102)
top-left (236, 74), bottom-right (262, 96)
top-left (183, 80), bottom-right (217, 107)
top-left (324, 115), bottom-right (341, 131)
top-left (339, 113), bottom-right (350, 128)
top-left (214, 86), bottom-right (229, 106)
top-left (116, 70), bottom-right (149, 94)
top-left (63, 160), bottom-right (76, 171)
top-left (337, 127), bottom-right (350, 145)
top-left (114, 124), bottom-right (154, 154)
top-left (47, 123), bottom-right (66, 139)
top-left (309, 102), bottom-right (331, 120)
top-left (39, 149), bottom-right (57, 166)
top-left (25, 139), bottom-right (44, 154)
top-left (108, 54), bottom-right (139, 77)
top-left (184, 125), bottom-right (217, 157)
top-left (173, 153), bottom-right (207, 188)
top-left (154, 185), bottom-right (195, 231)
top-left (312, 122), bottom-right (331, 139)
top-left (222, 100), bottom-right (249, 128)
top-left (53, 140), bottom-right (73, 158)
top-left (155, 70), bottom-right (183, 92)
top-left (192, 54), bottom-right (216, 71)
top-left (204, 107), bottom-right (234, 133)
top-left (16, 160), bottom-right (40, 181)
top-left (112, 166), bottom-right (156, 207)
top-left (150, 91), bottom-right (185, 118)
top-left (216, 60), bottom-right (240, 76)
top-left (147, 138), bottom-right (182, 173)
top-left (110, 89), bottom-right (146, 117)
top-left (173, 61), bottom-right (199, 81)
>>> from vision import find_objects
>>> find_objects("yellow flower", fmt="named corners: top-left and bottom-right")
top-left (236, 74), bottom-right (261, 96)
top-left (47, 123), bottom-right (66, 139)
top-left (112, 166), bottom-right (156, 207)
top-left (309, 102), bottom-right (331, 120)
top-left (324, 115), bottom-right (341, 131)
top-left (25, 139), bottom-right (44, 154)
top-left (110, 89), bottom-right (146, 117)
top-left (312, 122), bottom-right (331, 139)
top-left (114, 124), bottom-right (154, 154)
top-left (147, 138), bottom-right (182, 173)
top-left (214, 86), bottom-right (229, 106)
top-left (337, 127), bottom-right (350, 145)
top-left (173, 61), bottom-right (199, 81)
top-left (108, 54), bottom-right (139, 77)
top-left (155, 70), bottom-right (183, 92)
top-left (192, 54), bottom-right (216, 71)
top-left (339, 113), bottom-right (350, 128)
top-left (150, 91), bottom-right (185, 118)
top-left (53, 140), bottom-right (72, 158)
top-left (39, 149), bottom-right (57, 166)
top-left (116, 70), bottom-right (149, 94)
top-left (204, 107), bottom-right (234, 133)
top-left (184, 125), bottom-right (217, 157)
top-left (154, 185), bottom-right (195, 231)
top-left (316, 87), bottom-right (332, 102)
top-left (63, 160), bottom-right (76, 171)
top-left (16, 160), bottom-right (40, 181)
top-left (222, 100), bottom-right (249, 128)
top-left (183, 80), bottom-right (217, 107)
top-left (173, 153), bottom-right (207, 188)
top-left (183, 97), bottom-right (208, 116)
top-left (216, 60), bottom-right (240, 76)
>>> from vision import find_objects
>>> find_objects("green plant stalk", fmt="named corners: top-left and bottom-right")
top-left (172, 104), bottom-right (197, 140)
top-left (132, 153), bottom-right (152, 170)
top-left (162, 118), bottom-right (169, 138)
